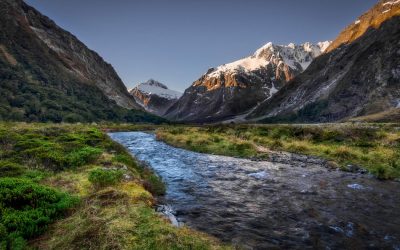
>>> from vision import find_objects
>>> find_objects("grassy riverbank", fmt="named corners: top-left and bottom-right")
top-left (156, 124), bottom-right (400, 179)
top-left (0, 123), bottom-right (228, 250)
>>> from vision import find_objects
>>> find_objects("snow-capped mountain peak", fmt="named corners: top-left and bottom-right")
top-left (133, 79), bottom-right (182, 100)
top-left (143, 79), bottom-right (168, 90)
top-left (254, 42), bottom-right (274, 56)
top-left (129, 79), bottom-right (183, 116)
top-left (205, 41), bottom-right (332, 79)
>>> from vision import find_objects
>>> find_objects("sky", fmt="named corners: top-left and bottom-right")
top-left (25, 0), bottom-right (377, 92)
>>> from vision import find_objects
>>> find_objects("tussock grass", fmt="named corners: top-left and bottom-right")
top-left (156, 123), bottom-right (400, 179)
top-left (156, 127), bottom-right (267, 159)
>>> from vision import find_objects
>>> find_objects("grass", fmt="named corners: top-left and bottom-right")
top-left (156, 123), bottom-right (400, 179)
top-left (156, 127), bottom-right (266, 159)
top-left (0, 123), bottom-right (229, 250)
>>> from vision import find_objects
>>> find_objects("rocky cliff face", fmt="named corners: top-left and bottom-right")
top-left (164, 42), bottom-right (330, 123)
top-left (0, 0), bottom-right (161, 123)
top-left (23, 1), bottom-right (140, 109)
top-left (129, 79), bottom-right (182, 116)
top-left (248, 0), bottom-right (400, 123)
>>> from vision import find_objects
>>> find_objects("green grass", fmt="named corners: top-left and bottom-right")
top-left (156, 127), bottom-right (266, 159)
top-left (156, 124), bottom-right (400, 179)
top-left (0, 123), bottom-right (229, 250)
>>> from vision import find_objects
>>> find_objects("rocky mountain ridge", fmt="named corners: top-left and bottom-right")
top-left (247, 0), bottom-right (400, 123)
top-left (165, 41), bottom-right (330, 122)
top-left (24, 2), bottom-right (140, 109)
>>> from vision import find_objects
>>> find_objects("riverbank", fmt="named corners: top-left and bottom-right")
top-left (0, 123), bottom-right (229, 249)
top-left (155, 123), bottom-right (400, 179)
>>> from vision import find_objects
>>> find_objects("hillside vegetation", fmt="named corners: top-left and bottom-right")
top-left (0, 123), bottom-right (228, 250)
top-left (0, 58), bottom-right (165, 123)
top-left (156, 123), bottom-right (400, 179)
top-left (0, 0), bottom-right (165, 124)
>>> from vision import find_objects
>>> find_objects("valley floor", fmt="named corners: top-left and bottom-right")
top-left (1, 122), bottom-right (399, 249)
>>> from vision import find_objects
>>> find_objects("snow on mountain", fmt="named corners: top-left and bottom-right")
top-left (206, 41), bottom-right (331, 80)
top-left (133, 79), bottom-right (182, 100)
top-left (129, 79), bottom-right (182, 116)
top-left (383, 0), bottom-right (400, 6)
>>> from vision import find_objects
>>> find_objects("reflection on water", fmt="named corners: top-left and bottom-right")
top-left (109, 132), bottom-right (400, 249)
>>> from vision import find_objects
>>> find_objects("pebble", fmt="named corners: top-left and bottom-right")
top-left (248, 171), bottom-right (269, 179)
top-left (347, 183), bottom-right (365, 190)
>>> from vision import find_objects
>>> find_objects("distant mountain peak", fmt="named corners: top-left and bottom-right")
top-left (129, 80), bottom-right (182, 116)
top-left (143, 79), bottom-right (168, 89)
top-left (134, 80), bottom-right (181, 99)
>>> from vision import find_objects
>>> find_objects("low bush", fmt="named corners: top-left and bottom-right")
top-left (88, 168), bottom-right (124, 187)
top-left (0, 178), bottom-right (78, 248)
top-left (112, 153), bottom-right (137, 168)
top-left (66, 146), bottom-right (102, 167)
top-left (0, 161), bottom-right (24, 177)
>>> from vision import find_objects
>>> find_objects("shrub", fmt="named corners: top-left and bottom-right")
top-left (0, 161), bottom-right (24, 177)
top-left (0, 178), bottom-right (78, 247)
top-left (36, 150), bottom-right (66, 170)
top-left (112, 154), bottom-right (136, 168)
top-left (88, 168), bottom-right (124, 187)
top-left (66, 146), bottom-right (102, 167)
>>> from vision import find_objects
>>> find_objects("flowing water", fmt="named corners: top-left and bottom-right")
top-left (109, 132), bottom-right (400, 249)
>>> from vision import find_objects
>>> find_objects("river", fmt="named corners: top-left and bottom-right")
top-left (109, 132), bottom-right (400, 249)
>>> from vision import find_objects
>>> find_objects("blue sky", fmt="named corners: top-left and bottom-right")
top-left (25, 0), bottom-right (377, 91)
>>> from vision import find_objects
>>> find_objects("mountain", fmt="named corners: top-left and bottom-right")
top-left (129, 79), bottom-right (182, 116)
top-left (164, 41), bottom-right (330, 123)
top-left (0, 0), bottom-right (164, 123)
top-left (248, 0), bottom-right (400, 123)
